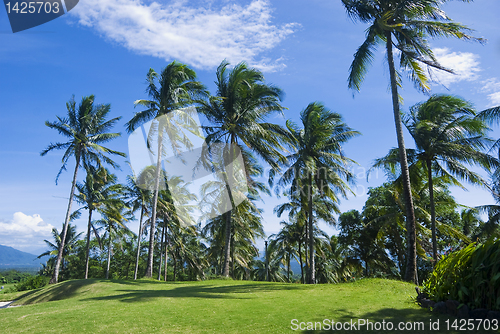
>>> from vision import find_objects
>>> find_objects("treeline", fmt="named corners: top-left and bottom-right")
top-left (34, 0), bottom-right (500, 287)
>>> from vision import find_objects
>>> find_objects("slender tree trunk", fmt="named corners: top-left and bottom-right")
top-left (164, 226), bottom-right (168, 281)
top-left (426, 160), bottom-right (438, 265)
top-left (221, 139), bottom-right (237, 277)
top-left (222, 211), bottom-right (232, 277)
top-left (386, 32), bottom-right (418, 285)
top-left (145, 132), bottom-right (163, 278)
top-left (308, 174), bottom-right (315, 284)
top-left (304, 224), bottom-right (308, 283)
top-left (134, 206), bottom-right (145, 280)
top-left (287, 251), bottom-right (290, 282)
top-left (84, 208), bottom-right (93, 279)
top-left (298, 239), bottom-right (304, 284)
top-left (50, 153), bottom-right (80, 284)
top-left (158, 223), bottom-right (165, 280)
top-left (106, 227), bottom-right (111, 279)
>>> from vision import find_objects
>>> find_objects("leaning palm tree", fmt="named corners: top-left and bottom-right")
top-left (271, 102), bottom-right (360, 283)
top-left (125, 61), bottom-right (207, 278)
top-left (197, 60), bottom-right (288, 277)
top-left (41, 95), bottom-right (125, 283)
top-left (342, 0), bottom-right (483, 283)
top-left (403, 95), bottom-right (496, 263)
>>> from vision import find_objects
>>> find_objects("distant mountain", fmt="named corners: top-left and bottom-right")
top-left (0, 244), bottom-right (47, 268)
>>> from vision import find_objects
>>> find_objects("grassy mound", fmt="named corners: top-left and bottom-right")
top-left (0, 278), bottom-right (480, 333)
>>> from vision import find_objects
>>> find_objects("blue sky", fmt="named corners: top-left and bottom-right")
top-left (0, 0), bottom-right (499, 255)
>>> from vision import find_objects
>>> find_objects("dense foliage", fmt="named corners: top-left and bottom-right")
top-left (423, 239), bottom-right (500, 311)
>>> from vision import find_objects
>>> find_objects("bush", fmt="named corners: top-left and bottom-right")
top-left (15, 275), bottom-right (49, 292)
top-left (422, 239), bottom-right (500, 311)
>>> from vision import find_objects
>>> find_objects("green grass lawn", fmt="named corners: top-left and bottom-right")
top-left (0, 278), bottom-right (496, 333)
top-left (0, 283), bottom-right (15, 294)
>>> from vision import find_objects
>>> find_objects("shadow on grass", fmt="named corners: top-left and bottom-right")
top-left (18, 279), bottom-right (98, 305)
top-left (84, 282), bottom-right (303, 303)
top-left (303, 307), bottom-right (496, 334)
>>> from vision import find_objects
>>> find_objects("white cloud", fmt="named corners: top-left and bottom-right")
top-left (0, 212), bottom-right (54, 254)
top-left (481, 78), bottom-right (500, 107)
top-left (430, 48), bottom-right (481, 86)
top-left (70, 0), bottom-right (298, 71)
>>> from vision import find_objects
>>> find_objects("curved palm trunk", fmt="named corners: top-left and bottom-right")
top-left (134, 205), bottom-right (145, 280)
top-left (106, 226), bottom-right (112, 279)
top-left (386, 32), bottom-right (418, 285)
top-left (426, 160), bottom-right (438, 264)
top-left (145, 133), bottom-right (163, 278)
top-left (50, 154), bottom-right (80, 284)
top-left (84, 208), bottom-right (93, 279)
top-left (308, 174), bottom-right (315, 284)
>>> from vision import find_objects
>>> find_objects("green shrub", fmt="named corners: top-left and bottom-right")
top-left (15, 275), bottom-right (49, 292)
top-left (422, 239), bottom-right (500, 311)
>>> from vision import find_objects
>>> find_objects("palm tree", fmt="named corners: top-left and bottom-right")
top-left (198, 60), bottom-right (287, 277)
top-left (76, 167), bottom-right (123, 279)
top-left (269, 221), bottom-right (297, 282)
top-left (125, 171), bottom-right (152, 280)
top-left (41, 95), bottom-right (125, 284)
top-left (271, 102), bottom-right (359, 283)
top-left (125, 61), bottom-right (207, 278)
top-left (38, 223), bottom-right (82, 280)
top-left (403, 94), bottom-right (496, 263)
top-left (96, 192), bottom-right (131, 279)
top-left (342, 0), bottom-right (483, 283)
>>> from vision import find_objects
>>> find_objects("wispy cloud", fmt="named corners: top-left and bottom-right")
top-left (430, 47), bottom-right (481, 86)
top-left (0, 212), bottom-right (54, 254)
top-left (481, 78), bottom-right (500, 107)
top-left (70, 0), bottom-right (298, 71)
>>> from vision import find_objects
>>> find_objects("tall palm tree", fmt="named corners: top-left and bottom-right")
top-left (125, 61), bottom-right (207, 278)
top-left (198, 60), bottom-right (287, 277)
top-left (41, 95), bottom-right (125, 284)
top-left (342, 0), bottom-right (482, 283)
top-left (403, 94), bottom-right (496, 263)
top-left (271, 102), bottom-right (360, 283)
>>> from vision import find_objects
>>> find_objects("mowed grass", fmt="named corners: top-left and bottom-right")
top-left (0, 278), bottom-right (493, 334)
top-left (0, 283), bottom-right (16, 294)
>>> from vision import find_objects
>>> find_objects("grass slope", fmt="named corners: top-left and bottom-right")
top-left (0, 279), bottom-right (494, 333)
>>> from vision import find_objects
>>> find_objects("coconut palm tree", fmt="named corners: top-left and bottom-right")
top-left (403, 95), bottom-right (496, 263)
top-left (342, 0), bottom-right (483, 283)
top-left (271, 102), bottom-right (359, 284)
top-left (41, 95), bottom-right (125, 283)
top-left (76, 167), bottom-right (124, 279)
top-left (197, 60), bottom-right (287, 277)
top-left (125, 61), bottom-right (207, 278)
top-left (38, 223), bottom-right (82, 280)
top-left (124, 171), bottom-right (153, 280)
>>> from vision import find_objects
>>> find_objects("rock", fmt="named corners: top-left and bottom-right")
top-left (434, 301), bottom-right (447, 314)
top-left (487, 311), bottom-right (500, 320)
top-left (420, 298), bottom-right (435, 309)
top-left (446, 300), bottom-right (460, 316)
top-left (470, 308), bottom-right (489, 319)
top-left (457, 304), bottom-right (469, 319)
